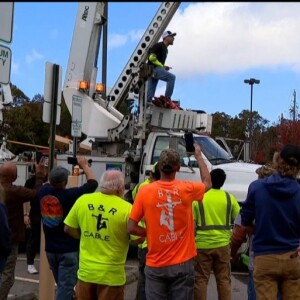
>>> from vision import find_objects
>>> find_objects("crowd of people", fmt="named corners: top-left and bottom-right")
top-left (0, 142), bottom-right (300, 300)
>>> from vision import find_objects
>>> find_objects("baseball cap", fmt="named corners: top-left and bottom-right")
top-left (162, 31), bottom-right (176, 39)
top-left (159, 148), bottom-right (180, 173)
top-left (49, 166), bottom-right (70, 185)
top-left (280, 144), bottom-right (300, 167)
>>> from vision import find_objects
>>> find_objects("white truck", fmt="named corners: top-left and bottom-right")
top-left (59, 2), bottom-right (261, 203)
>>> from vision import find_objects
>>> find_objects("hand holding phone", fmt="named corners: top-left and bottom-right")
top-left (67, 156), bottom-right (78, 165)
top-left (184, 132), bottom-right (195, 153)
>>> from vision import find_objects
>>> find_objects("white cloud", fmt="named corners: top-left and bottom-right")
top-left (128, 29), bottom-right (145, 42)
top-left (25, 49), bottom-right (44, 65)
top-left (107, 29), bottom-right (144, 49)
top-left (11, 61), bottom-right (20, 75)
top-left (108, 34), bottom-right (127, 49)
top-left (163, 2), bottom-right (300, 78)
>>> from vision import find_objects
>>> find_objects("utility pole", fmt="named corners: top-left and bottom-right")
top-left (244, 78), bottom-right (260, 161)
top-left (293, 89), bottom-right (296, 121)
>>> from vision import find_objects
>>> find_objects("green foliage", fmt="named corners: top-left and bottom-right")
top-left (211, 112), bottom-right (231, 138)
top-left (3, 84), bottom-right (300, 163)
top-left (4, 101), bottom-right (50, 153)
top-left (2, 88), bottom-right (71, 154)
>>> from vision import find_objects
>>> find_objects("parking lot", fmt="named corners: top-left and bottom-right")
top-left (8, 252), bottom-right (248, 300)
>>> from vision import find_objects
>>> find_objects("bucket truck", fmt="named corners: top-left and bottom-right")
top-left (60, 2), bottom-right (261, 203)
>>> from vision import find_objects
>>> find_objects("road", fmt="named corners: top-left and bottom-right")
top-left (8, 253), bottom-right (248, 300)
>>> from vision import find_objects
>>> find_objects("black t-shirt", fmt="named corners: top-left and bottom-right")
top-left (148, 42), bottom-right (168, 67)
top-left (25, 175), bottom-right (44, 217)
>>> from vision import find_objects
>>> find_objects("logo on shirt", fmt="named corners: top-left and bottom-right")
top-left (82, 203), bottom-right (118, 241)
top-left (156, 188), bottom-right (183, 242)
top-left (40, 195), bottom-right (63, 228)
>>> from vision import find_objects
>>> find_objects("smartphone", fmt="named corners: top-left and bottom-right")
top-left (184, 132), bottom-right (195, 153)
top-left (67, 156), bottom-right (78, 165)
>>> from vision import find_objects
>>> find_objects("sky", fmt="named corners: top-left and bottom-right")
top-left (5, 2), bottom-right (300, 125)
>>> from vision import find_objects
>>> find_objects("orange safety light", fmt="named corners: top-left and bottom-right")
top-left (95, 83), bottom-right (104, 93)
top-left (79, 80), bottom-right (89, 91)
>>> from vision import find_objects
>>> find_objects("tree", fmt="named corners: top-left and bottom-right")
top-left (275, 119), bottom-right (300, 149)
top-left (31, 93), bottom-right (44, 103)
top-left (10, 84), bottom-right (30, 107)
top-left (3, 102), bottom-right (50, 154)
top-left (211, 112), bottom-right (231, 138)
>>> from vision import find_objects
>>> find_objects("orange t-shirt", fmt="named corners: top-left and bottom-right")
top-left (130, 179), bottom-right (205, 267)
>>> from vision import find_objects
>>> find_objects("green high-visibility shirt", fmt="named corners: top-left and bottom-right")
top-left (131, 179), bottom-right (151, 249)
top-left (64, 192), bottom-right (132, 285)
top-left (193, 188), bottom-right (240, 249)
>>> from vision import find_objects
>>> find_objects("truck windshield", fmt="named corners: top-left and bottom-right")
top-left (194, 136), bottom-right (234, 165)
top-left (151, 135), bottom-right (234, 167)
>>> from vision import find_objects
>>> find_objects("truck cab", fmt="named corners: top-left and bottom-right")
top-left (140, 131), bottom-right (260, 203)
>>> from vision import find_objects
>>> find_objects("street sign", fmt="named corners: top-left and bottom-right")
top-left (71, 121), bottom-right (82, 137)
top-left (0, 44), bottom-right (12, 84)
top-left (71, 95), bottom-right (82, 137)
top-left (0, 3), bottom-right (14, 43)
top-left (42, 101), bottom-right (61, 125)
top-left (42, 62), bottom-right (62, 125)
top-left (72, 95), bottom-right (82, 122)
top-left (44, 62), bottom-right (62, 104)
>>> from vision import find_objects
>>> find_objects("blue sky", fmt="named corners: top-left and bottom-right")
top-left (6, 2), bottom-right (300, 125)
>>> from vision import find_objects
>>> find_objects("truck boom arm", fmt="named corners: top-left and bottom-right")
top-left (63, 2), bottom-right (181, 140)
top-left (106, 2), bottom-right (181, 109)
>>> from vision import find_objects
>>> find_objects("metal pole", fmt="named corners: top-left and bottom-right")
top-left (293, 89), bottom-right (296, 121)
top-left (49, 64), bottom-right (59, 170)
top-left (102, 3), bottom-right (108, 100)
top-left (249, 83), bottom-right (253, 161)
top-left (39, 64), bottom-right (58, 300)
top-left (244, 78), bottom-right (259, 162)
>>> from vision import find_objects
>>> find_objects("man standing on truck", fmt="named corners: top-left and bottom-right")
top-left (128, 145), bottom-right (212, 300)
top-left (193, 168), bottom-right (240, 300)
top-left (147, 30), bottom-right (176, 104)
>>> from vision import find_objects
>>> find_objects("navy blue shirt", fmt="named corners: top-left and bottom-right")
top-left (241, 173), bottom-right (300, 256)
top-left (39, 179), bottom-right (98, 253)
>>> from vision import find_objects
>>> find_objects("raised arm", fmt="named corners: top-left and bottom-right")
top-left (194, 143), bottom-right (212, 192)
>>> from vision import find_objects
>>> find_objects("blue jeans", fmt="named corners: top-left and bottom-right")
top-left (46, 251), bottom-right (79, 300)
top-left (248, 270), bottom-right (256, 300)
top-left (135, 247), bottom-right (147, 300)
top-left (145, 259), bottom-right (194, 300)
top-left (147, 66), bottom-right (176, 101)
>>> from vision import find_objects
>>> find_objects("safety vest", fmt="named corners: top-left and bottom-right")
top-left (193, 189), bottom-right (240, 249)
top-left (196, 191), bottom-right (232, 231)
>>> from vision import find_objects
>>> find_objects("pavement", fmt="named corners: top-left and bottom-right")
top-left (8, 248), bottom-right (248, 300)
top-left (8, 249), bottom-right (139, 300)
